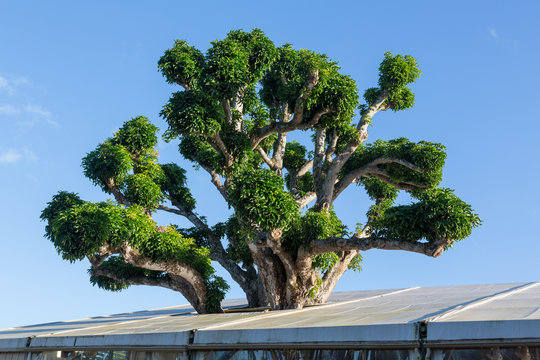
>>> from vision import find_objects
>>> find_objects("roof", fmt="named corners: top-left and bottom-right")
top-left (2, 282), bottom-right (540, 351)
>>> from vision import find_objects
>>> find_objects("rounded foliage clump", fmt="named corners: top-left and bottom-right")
top-left (82, 141), bottom-right (133, 192)
top-left (228, 168), bottom-right (299, 231)
top-left (113, 116), bottom-right (158, 154)
top-left (283, 209), bottom-right (346, 252)
top-left (158, 40), bottom-right (205, 88)
top-left (160, 163), bottom-right (196, 211)
top-left (161, 90), bottom-right (223, 139)
top-left (371, 188), bottom-right (481, 244)
top-left (123, 173), bottom-right (163, 210)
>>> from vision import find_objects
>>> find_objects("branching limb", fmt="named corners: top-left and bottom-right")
top-left (88, 244), bottom-right (118, 268)
top-left (297, 159), bottom-right (313, 178)
top-left (104, 178), bottom-right (132, 206)
top-left (313, 129), bottom-right (326, 196)
top-left (290, 70), bottom-right (319, 126)
top-left (317, 90), bottom-right (389, 211)
top-left (306, 234), bottom-right (451, 258)
top-left (119, 242), bottom-right (210, 312)
top-left (210, 133), bottom-right (234, 167)
top-left (297, 192), bottom-right (317, 209)
top-left (256, 146), bottom-right (275, 168)
top-left (222, 99), bottom-right (233, 125)
top-left (311, 250), bottom-right (358, 304)
top-left (175, 81), bottom-right (190, 90)
top-left (90, 266), bottom-right (176, 290)
top-left (251, 109), bottom-right (331, 149)
top-left (333, 157), bottom-right (426, 200)
top-left (324, 129), bottom-right (339, 163)
top-left (250, 72), bottom-right (321, 149)
top-left (199, 164), bottom-right (228, 200)
top-left (160, 199), bottom-right (259, 306)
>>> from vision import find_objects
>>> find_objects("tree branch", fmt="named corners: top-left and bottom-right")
top-left (222, 99), bottom-right (233, 125)
top-left (104, 178), bottom-right (132, 206)
top-left (256, 146), bottom-right (275, 168)
top-left (250, 71), bottom-right (322, 149)
top-left (210, 133), bottom-right (234, 168)
top-left (297, 159), bottom-right (313, 178)
top-left (333, 157), bottom-right (426, 200)
top-left (290, 70), bottom-right (319, 126)
top-left (316, 90), bottom-right (389, 211)
top-left (199, 164), bottom-right (228, 200)
top-left (313, 129), bottom-right (326, 197)
top-left (297, 192), bottom-right (317, 209)
top-left (306, 235), bottom-right (451, 258)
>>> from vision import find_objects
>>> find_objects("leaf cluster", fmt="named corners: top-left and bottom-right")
top-left (370, 188), bottom-right (482, 244)
top-left (343, 138), bottom-right (447, 190)
top-left (228, 167), bottom-right (299, 231)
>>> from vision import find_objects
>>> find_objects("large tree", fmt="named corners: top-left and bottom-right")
top-left (41, 29), bottom-right (480, 313)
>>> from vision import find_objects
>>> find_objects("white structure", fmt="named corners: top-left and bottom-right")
top-left (1, 282), bottom-right (540, 359)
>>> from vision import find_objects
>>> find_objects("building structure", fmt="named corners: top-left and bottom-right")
top-left (1, 282), bottom-right (540, 359)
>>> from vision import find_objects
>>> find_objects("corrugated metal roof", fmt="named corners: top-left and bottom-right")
top-left (1, 282), bottom-right (540, 351)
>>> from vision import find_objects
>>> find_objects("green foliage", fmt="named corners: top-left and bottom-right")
top-left (283, 209), bottom-right (346, 254)
top-left (82, 141), bottom-right (133, 192)
top-left (362, 177), bottom-right (399, 202)
top-left (342, 138), bottom-right (447, 190)
top-left (158, 40), bottom-right (204, 88)
top-left (260, 46), bottom-right (358, 128)
top-left (219, 216), bottom-right (254, 268)
top-left (228, 168), bottom-right (299, 231)
top-left (283, 141), bottom-right (308, 172)
top-left (161, 90), bottom-right (223, 139)
top-left (123, 173), bottom-right (163, 210)
top-left (131, 225), bottom-right (214, 278)
top-left (205, 276), bottom-right (230, 313)
top-left (370, 188), bottom-right (482, 245)
top-left (160, 163), bottom-right (196, 211)
top-left (378, 52), bottom-right (420, 92)
top-left (113, 116), bottom-right (158, 154)
top-left (305, 70), bottom-right (359, 129)
top-left (43, 201), bottom-right (154, 261)
top-left (201, 29), bottom-right (277, 99)
top-left (178, 135), bottom-right (224, 172)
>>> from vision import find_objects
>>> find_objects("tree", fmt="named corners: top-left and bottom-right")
top-left (41, 29), bottom-right (481, 313)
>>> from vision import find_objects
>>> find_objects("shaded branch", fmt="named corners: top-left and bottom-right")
top-left (317, 90), bottom-right (389, 211)
top-left (333, 157), bottom-right (426, 200)
top-left (250, 71), bottom-right (322, 149)
top-left (210, 133), bottom-right (234, 167)
top-left (306, 235), bottom-right (451, 258)
top-left (104, 178), bottom-right (132, 206)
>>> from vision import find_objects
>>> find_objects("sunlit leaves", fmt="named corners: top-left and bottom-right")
top-left (158, 40), bottom-right (204, 88)
top-left (228, 168), bottom-right (299, 231)
top-left (370, 188), bottom-right (481, 244)
top-left (82, 141), bottom-right (133, 193)
top-left (161, 90), bottom-right (222, 139)
top-left (113, 116), bottom-right (158, 154)
top-left (343, 138), bottom-right (447, 190)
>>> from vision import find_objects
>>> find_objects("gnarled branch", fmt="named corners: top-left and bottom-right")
top-left (333, 157), bottom-right (426, 200)
top-left (305, 235), bottom-right (451, 258)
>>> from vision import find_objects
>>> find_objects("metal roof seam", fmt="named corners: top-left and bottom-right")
top-left (426, 282), bottom-right (540, 322)
top-left (31, 312), bottom-right (189, 339)
top-left (196, 286), bottom-right (421, 331)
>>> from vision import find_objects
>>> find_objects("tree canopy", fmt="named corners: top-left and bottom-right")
top-left (42, 29), bottom-right (480, 313)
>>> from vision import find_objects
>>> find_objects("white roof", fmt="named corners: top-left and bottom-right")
top-left (2, 282), bottom-right (540, 351)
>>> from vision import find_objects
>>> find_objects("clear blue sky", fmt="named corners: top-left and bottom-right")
top-left (1, 1), bottom-right (539, 329)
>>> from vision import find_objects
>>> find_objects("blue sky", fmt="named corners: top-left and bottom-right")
top-left (1, 1), bottom-right (539, 329)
